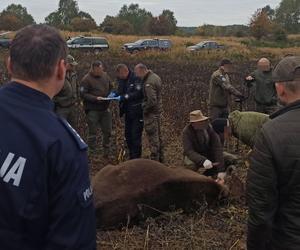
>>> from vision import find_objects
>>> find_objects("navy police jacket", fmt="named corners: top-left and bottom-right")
top-left (117, 71), bottom-right (143, 118)
top-left (0, 82), bottom-right (96, 250)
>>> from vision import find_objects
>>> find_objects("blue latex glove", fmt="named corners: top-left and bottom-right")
top-left (107, 91), bottom-right (117, 98)
top-left (114, 96), bottom-right (122, 101)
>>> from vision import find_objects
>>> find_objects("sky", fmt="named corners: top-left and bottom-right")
top-left (0, 0), bottom-right (282, 26)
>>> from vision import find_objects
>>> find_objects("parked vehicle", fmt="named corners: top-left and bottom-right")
top-left (0, 32), bottom-right (12, 49)
top-left (67, 36), bottom-right (109, 54)
top-left (187, 41), bottom-right (225, 52)
top-left (122, 39), bottom-right (172, 53)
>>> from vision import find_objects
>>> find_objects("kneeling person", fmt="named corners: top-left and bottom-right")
top-left (183, 110), bottom-right (226, 182)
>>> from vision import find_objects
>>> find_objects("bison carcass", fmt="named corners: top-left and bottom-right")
top-left (92, 159), bottom-right (227, 229)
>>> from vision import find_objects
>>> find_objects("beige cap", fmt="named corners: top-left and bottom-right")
top-left (189, 110), bottom-right (209, 123)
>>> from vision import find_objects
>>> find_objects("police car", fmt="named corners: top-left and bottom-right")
top-left (67, 36), bottom-right (109, 54)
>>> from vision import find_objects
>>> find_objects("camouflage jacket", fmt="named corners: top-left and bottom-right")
top-left (142, 71), bottom-right (162, 115)
top-left (53, 71), bottom-right (78, 108)
top-left (209, 69), bottom-right (242, 108)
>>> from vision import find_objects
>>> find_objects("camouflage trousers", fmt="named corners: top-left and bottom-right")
top-left (56, 105), bottom-right (78, 130)
top-left (255, 103), bottom-right (278, 115)
top-left (86, 109), bottom-right (112, 155)
top-left (144, 113), bottom-right (164, 163)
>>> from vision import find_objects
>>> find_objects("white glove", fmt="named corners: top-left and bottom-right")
top-left (203, 160), bottom-right (213, 169)
top-left (246, 75), bottom-right (254, 81)
top-left (217, 172), bottom-right (226, 180)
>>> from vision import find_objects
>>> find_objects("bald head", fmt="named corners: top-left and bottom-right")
top-left (134, 63), bottom-right (149, 79)
top-left (257, 58), bottom-right (271, 72)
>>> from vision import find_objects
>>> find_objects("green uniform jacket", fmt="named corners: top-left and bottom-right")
top-left (53, 71), bottom-right (78, 108)
top-left (249, 69), bottom-right (277, 105)
top-left (80, 72), bottom-right (113, 112)
top-left (209, 69), bottom-right (242, 108)
top-left (142, 71), bottom-right (162, 115)
top-left (182, 123), bottom-right (225, 172)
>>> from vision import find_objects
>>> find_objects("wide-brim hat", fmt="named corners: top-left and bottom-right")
top-left (189, 110), bottom-right (209, 123)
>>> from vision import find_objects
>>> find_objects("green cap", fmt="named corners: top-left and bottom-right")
top-left (272, 56), bottom-right (300, 82)
top-left (66, 55), bottom-right (78, 66)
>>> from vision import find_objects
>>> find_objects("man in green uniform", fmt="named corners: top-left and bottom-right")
top-left (81, 61), bottom-right (113, 157)
top-left (245, 58), bottom-right (278, 114)
top-left (53, 55), bottom-right (79, 128)
top-left (134, 64), bottom-right (164, 162)
top-left (209, 59), bottom-right (244, 121)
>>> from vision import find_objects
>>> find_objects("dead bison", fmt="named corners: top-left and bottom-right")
top-left (92, 159), bottom-right (227, 229)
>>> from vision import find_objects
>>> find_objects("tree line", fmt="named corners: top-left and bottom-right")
top-left (0, 0), bottom-right (299, 38)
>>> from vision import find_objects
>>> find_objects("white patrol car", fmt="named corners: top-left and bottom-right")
top-left (67, 36), bottom-right (109, 54)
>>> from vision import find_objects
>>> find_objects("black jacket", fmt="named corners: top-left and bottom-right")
top-left (247, 100), bottom-right (300, 250)
top-left (117, 71), bottom-right (143, 118)
top-left (0, 83), bottom-right (96, 250)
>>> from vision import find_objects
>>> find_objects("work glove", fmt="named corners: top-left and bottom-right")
top-left (203, 160), bottom-right (213, 169)
top-left (107, 91), bottom-right (117, 98)
top-left (217, 172), bottom-right (226, 180)
top-left (114, 96), bottom-right (122, 102)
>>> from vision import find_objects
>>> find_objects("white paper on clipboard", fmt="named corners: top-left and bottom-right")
top-left (98, 97), bottom-right (119, 101)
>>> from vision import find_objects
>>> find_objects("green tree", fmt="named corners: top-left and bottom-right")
top-left (275, 0), bottom-right (300, 33)
top-left (0, 4), bottom-right (35, 30)
top-left (250, 8), bottom-right (273, 40)
top-left (45, 0), bottom-right (96, 30)
top-left (70, 17), bottom-right (97, 32)
top-left (262, 5), bottom-right (276, 20)
top-left (148, 10), bottom-right (177, 35)
top-left (100, 15), bottom-right (134, 34)
top-left (117, 4), bottom-right (152, 34)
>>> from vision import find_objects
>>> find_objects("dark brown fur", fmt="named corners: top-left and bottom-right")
top-left (92, 159), bottom-right (226, 229)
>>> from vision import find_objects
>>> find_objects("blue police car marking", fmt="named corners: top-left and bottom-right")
top-left (0, 152), bottom-right (27, 187)
top-left (77, 185), bottom-right (93, 208)
top-left (59, 118), bottom-right (88, 150)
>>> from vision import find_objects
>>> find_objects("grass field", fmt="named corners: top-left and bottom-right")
top-left (0, 33), bottom-right (299, 250)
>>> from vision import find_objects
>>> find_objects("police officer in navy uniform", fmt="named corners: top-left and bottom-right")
top-left (115, 64), bottom-right (144, 159)
top-left (0, 25), bottom-right (96, 249)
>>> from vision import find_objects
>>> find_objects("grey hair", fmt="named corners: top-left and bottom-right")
top-left (116, 64), bottom-right (128, 72)
top-left (135, 63), bottom-right (148, 71)
top-left (282, 80), bottom-right (300, 93)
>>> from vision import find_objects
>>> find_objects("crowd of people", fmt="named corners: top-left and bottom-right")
top-left (0, 24), bottom-right (300, 250)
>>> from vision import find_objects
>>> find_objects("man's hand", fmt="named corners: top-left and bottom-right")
top-left (203, 160), bottom-right (213, 169)
top-left (216, 172), bottom-right (226, 185)
top-left (246, 76), bottom-right (254, 81)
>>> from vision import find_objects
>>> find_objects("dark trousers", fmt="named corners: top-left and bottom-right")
top-left (125, 114), bottom-right (144, 159)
